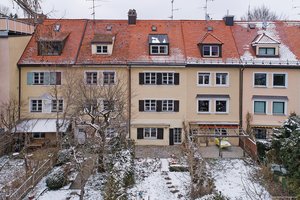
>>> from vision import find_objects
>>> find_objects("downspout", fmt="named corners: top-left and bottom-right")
top-left (18, 65), bottom-right (21, 120)
top-left (128, 64), bottom-right (132, 139)
top-left (239, 66), bottom-right (244, 128)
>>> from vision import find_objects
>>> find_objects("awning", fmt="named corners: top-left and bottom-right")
top-left (13, 119), bottom-right (70, 133)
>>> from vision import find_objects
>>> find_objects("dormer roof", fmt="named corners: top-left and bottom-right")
top-left (91, 34), bottom-right (115, 44)
top-left (252, 33), bottom-right (280, 46)
top-left (199, 32), bottom-right (223, 44)
top-left (38, 32), bottom-right (70, 42)
top-left (148, 34), bottom-right (169, 44)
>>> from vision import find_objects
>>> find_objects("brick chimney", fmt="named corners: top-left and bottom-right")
top-left (128, 9), bottom-right (137, 25)
top-left (223, 15), bottom-right (234, 26)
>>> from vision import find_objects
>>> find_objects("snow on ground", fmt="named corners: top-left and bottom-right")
top-left (38, 190), bottom-right (80, 200)
top-left (83, 173), bottom-right (105, 200)
top-left (205, 159), bottom-right (271, 200)
top-left (128, 158), bottom-right (191, 200)
top-left (0, 155), bottom-right (26, 197)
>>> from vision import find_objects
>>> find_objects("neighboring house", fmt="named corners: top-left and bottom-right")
top-left (0, 17), bottom-right (34, 132)
top-left (17, 10), bottom-right (300, 146)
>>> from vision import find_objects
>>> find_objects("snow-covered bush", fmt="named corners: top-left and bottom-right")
top-left (46, 169), bottom-right (68, 190)
top-left (56, 149), bottom-right (72, 166)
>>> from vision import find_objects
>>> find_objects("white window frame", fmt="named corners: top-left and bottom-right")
top-left (162, 100), bottom-right (174, 112)
top-left (32, 132), bottom-right (45, 139)
top-left (202, 45), bottom-right (220, 57)
top-left (174, 128), bottom-right (182, 144)
top-left (30, 99), bottom-right (43, 112)
top-left (144, 128), bottom-right (157, 139)
top-left (215, 99), bottom-right (229, 114)
top-left (215, 72), bottom-right (229, 86)
top-left (271, 100), bottom-right (287, 115)
top-left (150, 45), bottom-right (168, 55)
top-left (197, 72), bottom-right (211, 86)
top-left (144, 100), bottom-right (156, 112)
top-left (85, 71), bottom-right (98, 85)
top-left (258, 47), bottom-right (276, 56)
top-left (96, 45), bottom-right (108, 54)
top-left (253, 72), bottom-right (268, 87)
top-left (103, 71), bottom-right (115, 85)
top-left (51, 99), bottom-right (64, 113)
top-left (144, 72), bottom-right (157, 85)
top-left (33, 72), bottom-right (45, 85)
top-left (197, 99), bottom-right (211, 113)
top-left (272, 73), bottom-right (287, 88)
top-left (162, 72), bottom-right (174, 85)
top-left (253, 100), bottom-right (268, 115)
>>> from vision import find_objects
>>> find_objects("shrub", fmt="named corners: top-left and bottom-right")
top-left (46, 169), bottom-right (68, 190)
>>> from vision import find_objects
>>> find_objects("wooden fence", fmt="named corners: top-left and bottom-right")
top-left (5, 156), bottom-right (55, 200)
top-left (239, 137), bottom-right (258, 161)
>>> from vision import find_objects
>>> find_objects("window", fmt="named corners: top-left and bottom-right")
top-left (144, 128), bottom-right (157, 139)
top-left (105, 128), bottom-right (116, 138)
top-left (96, 45), bottom-right (108, 54)
top-left (258, 47), bottom-right (275, 56)
top-left (215, 100), bottom-right (227, 113)
top-left (254, 101), bottom-right (266, 114)
top-left (52, 100), bottom-right (63, 112)
top-left (198, 100), bottom-right (210, 113)
top-left (144, 100), bottom-right (156, 111)
top-left (215, 128), bottom-right (227, 135)
top-left (144, 72), bottom-right (157, 84)
top-left (216, 73), bottom-right (228, 86)
top-left (202, 45), bottom-right (219, 57)
top-left (150, 45), bottom-right (168, 55)
top-left (33, 72), bottom-right (44, 85)
top-left (162, 100), bottom-right (174, 112)
top-left (273, 101), bottom-right (285, 115)
top-left (31, 100), bottom-right (42, 112)
top-left (273, 74), bottom-right (286, 87)
top-left (86, 72), bottom-right (98, 85)
top-left (198, 73), bottom-right (210, 85)
top-left (254, 128), bottom-right (267, 139)
top-left (103, 72), bottom-right (115, 85)
top-left (32, 132), bottom-right (45, 138)
top-left (174, 128), bottom-right (182, 144)
top-left (162, 73), bottom-right (174, 85)
top-left (38, 41), bottom-right (64, 56)
top-left (103, 100), bottom-right (114, 111)
top-left (254, 73), bottom-right (267, 87)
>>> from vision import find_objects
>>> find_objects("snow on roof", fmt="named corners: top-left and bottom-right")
top-left (252, 33), bottom-right (280, 45)
top-left (14, 119), bottom-right (70, 133)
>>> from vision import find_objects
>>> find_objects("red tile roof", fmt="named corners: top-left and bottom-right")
top-left (199, 32), bottom-right (223, 44)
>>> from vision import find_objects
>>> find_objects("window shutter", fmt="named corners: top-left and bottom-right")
top-left (157, 73), bottom-right (162, 85)
top-left (174, 100), bottom-right (179, 112)
top-left (137, 128), bottom-right (144, 139)
top-left (139, 100), bottom-right (144, 112)
top-left (157, 128), bottom-right (164, 139)
top-left (156, 100), bottom-right (162, 112)
top-left (50, 72), bottom-right (56, 85)
top-left (27, 72), bottom-right (34, 85)
top-left (174, 73), bottom-right (180, 85)
top-left (139, 73), bottom-right (144, 85)
top-left (44, 72), bottom-right (50, 85)
top-left (56, 72), bottom-right (61, 85)
top-left (169, 129), bottom-right (174, 145)
top-left (42, 99), bottom-right (51, 113)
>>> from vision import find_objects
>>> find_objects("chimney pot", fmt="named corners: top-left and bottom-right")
top-left (128, 9), bottom-right (137, 25)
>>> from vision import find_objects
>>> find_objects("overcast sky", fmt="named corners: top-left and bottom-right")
top-left (2, 0), bottom-right (300, 20)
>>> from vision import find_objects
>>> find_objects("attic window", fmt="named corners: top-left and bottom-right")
top-left (91, 34), bottom-right (115, 55)
top-left (106, 25), bottom-right (112, 31)
top-left (198, 33), bottom-right (223, 58)
top-left (148, 34), bottom-right (169, 55)
top-left (38, 41), bottom-right (64, 56)
top-left (151, 25), bottom-right (157, 31)
top-left (96, 45), bottom-right (108, 54)
top-left (54, 24), bottom-right (61, 32)
top-left (202, 45), bottom-right (220, 57)
top-left (252, 33), bottom-right (280, 57)
top-left (258, 47), bottom-right (275, 56)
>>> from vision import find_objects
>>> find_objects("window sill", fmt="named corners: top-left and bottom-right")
top-left (272, 113), bottom-right (286, 116)
top-left (254, 113), bottom-right (267, 115)
top-left (197, 84), bottom-right (212, 87)
top-left (197, 112), bottom-right (212, 114)
top-left (254, 85), bottom-right (267, 88)
top-left (272, 86), bottom-right (287, 89)
top-left (215, 112), bottom-right (229, 114)
top-left (144, 138), bottom-right (159, 140)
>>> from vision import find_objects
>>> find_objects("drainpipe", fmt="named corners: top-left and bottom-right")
top-left (128, 65), bottom-right (132, 139)
top-left (239, 65), bottom-right (245, 128)
top-left (18, 65), bottom-right (21, 120)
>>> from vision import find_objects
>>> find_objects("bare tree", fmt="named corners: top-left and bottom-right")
top-left (0, 4), bottom-right (10, 16)
top-left (241, 5), bottom-right (284, 21)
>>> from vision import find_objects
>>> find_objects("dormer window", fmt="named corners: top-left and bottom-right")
top-left (203, 45), bottom-right (219, 57)
top-left (252, 33), bottom-right (280, 57)
top-left (91, 34), bottom-right (115, 55)
top-left (37, 32), bottom-right (69, 56)
top-left (148, 34), bottom-right (169, 55)
top-left (198, 33), bottom-right (223, 58)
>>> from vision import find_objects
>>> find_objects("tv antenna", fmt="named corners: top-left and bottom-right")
top-left (86, 0), bottom-right (109, 20)
top-left (169, 0), bottom-right (179, 20)
top-left (203, 0), bottom-right (214, 20)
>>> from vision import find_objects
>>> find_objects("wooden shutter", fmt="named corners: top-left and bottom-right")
top-left (156, 100), bottom-right (162, 112)
top-left (44, 72), bottom-right (50, 85)
top-left (27, 72), bottom-right (34, 85)
top-left (157, 128), bottom-right (164, 139)
top-left (169, 129), bottom-right (174, 145)
top-left (157, 73), bottom-right (162, 85)
top-left (50, 72), bottom-right (56, 85)
top-left (139, 100), bottom-right (144, 112)
top-left (42, 99), bottom-right (51, 113)
top-left (137, 128), bottom-right (144, 139)
top-left (139, 73), bottom-right (144, 84)
top-left (174, 73), bottom-right (180, 85)
top-left (174, 100), bottom-right (179, 112)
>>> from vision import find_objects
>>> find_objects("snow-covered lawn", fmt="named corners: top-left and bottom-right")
top-left (128, 158), bottom-right (191, 199)
top-left (203, 158), bottom-right (271, 200)
top-left (0, 155), bottom-right (26, 197)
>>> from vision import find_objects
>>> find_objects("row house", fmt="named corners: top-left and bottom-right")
top-left (16, 10), bottom-right (300, 146)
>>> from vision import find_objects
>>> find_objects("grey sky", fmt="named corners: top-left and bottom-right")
top-left (2, 0), bottom-right (300, 20)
